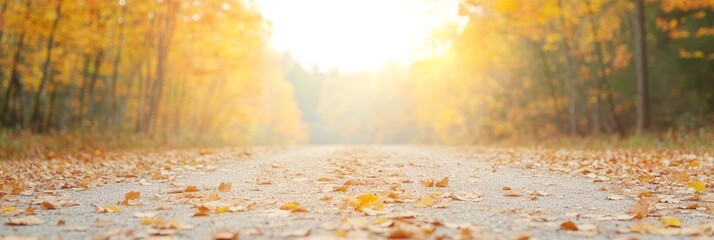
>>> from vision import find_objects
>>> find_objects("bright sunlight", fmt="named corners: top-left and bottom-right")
top-left (257, 0), bottom-right (462, 72)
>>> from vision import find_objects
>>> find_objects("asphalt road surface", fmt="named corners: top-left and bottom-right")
top-left (1, 146), bottom-right (707, 239)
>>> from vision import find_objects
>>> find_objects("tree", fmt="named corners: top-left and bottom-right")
top-left (634, 0), bottom-right (650, 133)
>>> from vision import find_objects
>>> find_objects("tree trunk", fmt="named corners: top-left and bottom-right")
top-left (556, 0), bottom-right (578, 136)
top-left (86, 50), bottom-right (104, 124)
top-left (584, 0), bottom-right (626, 138)
top-left (76, 55), bottom-right (91, 127)
top-left (145, 0), bottom-right (177, 134)
top-left (45, 81), bottom-right (59, 131)
top-left (31, 0), bottom-right (63, 132)
top-left (109, 2), bottom-right (126, 131)
top-left (0, 0), bottom-right (11, 88)
top-left (634, 0), bottom-right (650, 133)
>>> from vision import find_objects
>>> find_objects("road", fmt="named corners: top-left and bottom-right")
top-left (1, 146), bottom-right (709, 239)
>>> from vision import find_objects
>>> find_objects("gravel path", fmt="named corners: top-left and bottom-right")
top-left (1, 146), bottom-right (700, 239)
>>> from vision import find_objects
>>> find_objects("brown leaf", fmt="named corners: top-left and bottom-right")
top-left (628, 200), bottom-right (650, 219)
top-left (333, 185), bottom-right (349, 192)
top-left (40, 201), bottom-right (56, 210)
top-left (504, 190), bottom-right (522, 197)
top-left (25, 206), bottom-right (35, 215)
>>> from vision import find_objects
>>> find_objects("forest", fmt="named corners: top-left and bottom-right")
top-left (0, 0), bottom-right (713, 146)
top-left (0, 0), bottom-right (305, 147)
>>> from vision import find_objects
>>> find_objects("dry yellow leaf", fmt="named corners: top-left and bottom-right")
top-left (347, 193), bottom-right (384, 211)
top-left (215, 206), bottom-right (230, 214)
top-left (185, 186), bottom-right (200, 192)
top-left (280, 202), bottom-right (307, 212)
top-left (687, 180), bottom-right (706, 193)
top-left (662, 217), bottom-right (682, 227)
top-left (414, 196), bottom-right (437, 208)
top-left (0, 206), bottom-right (16, 214)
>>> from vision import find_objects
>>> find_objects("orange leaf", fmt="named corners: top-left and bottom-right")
top-left (435, 177), bottom-right (449, 187)
top-left (218, 183), bottom-right (232, 192)
top-left (560, 221), bottom-right (578, 231)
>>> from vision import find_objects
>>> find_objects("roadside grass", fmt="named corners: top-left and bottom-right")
top-left (494, 129), bottom-right (714, 151)
top-left (0, 129), bottom-right (240, 160)
top-left (2, 128), bottom-right (712, 160)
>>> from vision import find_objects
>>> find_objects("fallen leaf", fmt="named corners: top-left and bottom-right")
top-left (662, 217), bottom-right (682, 227)
top-left (687, 180), bottom-right (706, 193)
top-left (347, 193), bottom-right (384, 211)
top-left (185, 186), bottom-right (200, 192)
top-left (25, 206), bottom-right (35, 215)
top-left (504, 190), bottom-right (522, 197)
top-left (94, 219), bottom-right (114, 227)
top-left (420, 178), bottom-right (434, 187)
top-left (193, 206), bottom-right (210, 217)
top-left (607, 195), bottom-right (624, 200)
top-left (121, 191), bottom-right (141, 206)
top-left (212, 228), bottom-right (239, 240)
top-left (93, 205), bottom-right (121, 213)
top-left (279, 202), bottom-right (307, 212)
top-left (435, 177), bottom-right (449, 187)
top-left (218, 182), bottom-right (232, 192)
top-left (333, 185), bottom-right (349, 192)
top-left (560, 221), bottom-right (578, 231)
top-left (414, 196), bottom-right (437, 208)
top-left (40, 202), bottom-right (56, 210)
top-left (5, 216), bottom-right (45, 226)
top-left (628, 200), bottom-right (650, 219)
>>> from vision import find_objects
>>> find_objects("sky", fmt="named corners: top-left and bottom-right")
top-left (255, 0), bottom-right (463, 72)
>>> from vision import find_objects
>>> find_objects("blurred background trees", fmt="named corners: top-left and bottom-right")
top-left (288, 0), bottom-right (714, 144)
top-left (0, 0), bottom-right (712, 145)
top-left (0, 0), bottom-right (305, 144)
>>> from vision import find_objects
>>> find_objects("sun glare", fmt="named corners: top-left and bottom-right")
top-left (256, 0), bottom-right (461, 72)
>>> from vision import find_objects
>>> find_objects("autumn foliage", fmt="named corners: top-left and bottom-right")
top-left (0, 0), bottom-right (305, 144)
